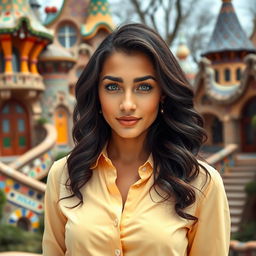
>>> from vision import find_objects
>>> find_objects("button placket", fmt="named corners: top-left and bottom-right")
top-left (114, 218), bottom-right (119, 227)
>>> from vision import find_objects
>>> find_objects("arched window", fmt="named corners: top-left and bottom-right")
top-left (224, 68), bottom-right (230, 82)
top-left (17, 217), bottom-right (31, 231)
top-left (0, 100), bottom-right (30, 156)
top-left (54, 106), bottom-right (69, 145)
top-left (212, 117), bottom-right (223, 144)
top-left (214, 69), bottom-right (219, 82)
top-left (57, 24), bottom-right (77, 48)
top-left (236, 68), bottom-right (241, 80)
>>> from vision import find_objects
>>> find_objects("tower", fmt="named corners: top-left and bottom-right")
top-left (176, 36), bottom-right (197, 83)
top-left (0, 0), bottom-right (53, 157)
top-left (202, 0), bottom-right (255, 86)
top-left (39, 44), bottom-right (76, 150)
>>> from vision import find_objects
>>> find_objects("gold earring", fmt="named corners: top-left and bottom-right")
top-left (160, 102), bottom-right (164, 114)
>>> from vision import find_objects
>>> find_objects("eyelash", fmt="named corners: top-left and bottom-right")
top-left (104, 83), bottom-right (153, 92)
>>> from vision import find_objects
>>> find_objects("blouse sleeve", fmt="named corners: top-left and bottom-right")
top-left (187, 165), bottom-right (231, 256)
top-left (42, 160), bottom-right (67, 256)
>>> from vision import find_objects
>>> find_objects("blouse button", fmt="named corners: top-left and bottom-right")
top-left (115, 249), bottom-right (121, 256)
top-left (114, 218), bottom-right (118, 227)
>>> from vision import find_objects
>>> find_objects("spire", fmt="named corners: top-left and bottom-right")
top-left (176, 34), bottom-right (190, 60)
top-left (175, 34), bottom-right (196, 82)
top-left (0, 0), bottom-right (53, 40)
top-left (202, 0), bottom-right (255, 56)
top-left (81, 0), bottom-right (115, 40)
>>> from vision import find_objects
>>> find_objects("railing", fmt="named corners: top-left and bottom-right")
top-left (0, 161), bottom-right (46, 193)
top-left (9, 123), bottom-right (57, 180)
top-left (206, 143), bottom-right (238, 175)
top-left (229, 240), bottom-right (256, 256)
top-left (0, 73), bottom-right (44, 91)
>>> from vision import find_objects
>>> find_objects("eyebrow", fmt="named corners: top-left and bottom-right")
top-left (102, 75), bottom-right (156, 82)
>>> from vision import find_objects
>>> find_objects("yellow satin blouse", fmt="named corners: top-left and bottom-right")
top-left (42, 151), bottom-right (230, 256)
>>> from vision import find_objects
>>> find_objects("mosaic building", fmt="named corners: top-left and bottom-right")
top-left (194, 0), bottom-right (256, 153)
top-left (0, 0), bottom-right (114, 231)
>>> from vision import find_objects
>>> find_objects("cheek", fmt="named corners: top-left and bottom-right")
top-left (144, 97), bottom-right (160, 117)
top-left (99, 95), bottom-right (116, 119)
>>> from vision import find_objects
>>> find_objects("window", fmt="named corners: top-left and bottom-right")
top-left (76, 66), bottom-right (84, 78)
top-left (214, 69), bottom-right (219, 82)
top-left (224, 68), bottom-right (230, 82)
top-left (236, 68), bottom-right (241, 80)
top-left (12, 48), bottom-right (20, 72)
top-left (57, 24), bottom-right (77, 48)
top-left (212, 117), bottom-right (223, 144)
top-left (0, 51), bottom-right (4, 73)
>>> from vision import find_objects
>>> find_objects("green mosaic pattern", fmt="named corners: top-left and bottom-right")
top-left (3, 137), bottom-right (11, 147)
top-left (88, 0), bottom-right (111, 16)
top-left (18, 136), bottom-right (25, 147)
top-left (0, 0), bottom-right (53, 40)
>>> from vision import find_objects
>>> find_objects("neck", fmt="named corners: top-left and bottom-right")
top-left (107, 133), bottom-right (149, 165)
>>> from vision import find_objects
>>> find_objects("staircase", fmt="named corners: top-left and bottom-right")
top-left (222, 154), bottom-right (256, 233)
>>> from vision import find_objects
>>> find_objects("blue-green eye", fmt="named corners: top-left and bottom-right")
top-left (137, 83), bottom-right (153, 91)
top-left (105, 83), bottom-right (119, 91)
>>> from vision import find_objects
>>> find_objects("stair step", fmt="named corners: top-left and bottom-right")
top-left (223, 172), bottom-right (255, 178)
top-left (226, 192), bottom-right (246, 199)
top-left (231, 225), bottom-right (239, 233)
top-left (230, 208), bottom-right (243, 215)
top-left (224, 178), bottom-right (252, 185)
top-left (228, 200), bottom-right (244, 207)
top-left (224, 185), bottom-right (245, 192)
top-left (231, 216), bottom-right (241, 224)
top-left (228, 166), bottom-right (256, 172)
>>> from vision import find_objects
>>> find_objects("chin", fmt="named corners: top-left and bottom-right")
top-left (114, 129), bottom-right (147, 139)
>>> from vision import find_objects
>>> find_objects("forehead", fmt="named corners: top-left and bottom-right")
top-left (101, 51), bottom-right (156, 77)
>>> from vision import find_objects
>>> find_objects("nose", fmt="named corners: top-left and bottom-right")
top-left (120, 91), bottom-right (136, 113)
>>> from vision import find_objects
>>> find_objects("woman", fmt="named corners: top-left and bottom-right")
top-left (42, 23), bottom-right (230, 255)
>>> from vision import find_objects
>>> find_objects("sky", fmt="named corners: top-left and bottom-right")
top-left (37, 0), bottom-right (254, 36)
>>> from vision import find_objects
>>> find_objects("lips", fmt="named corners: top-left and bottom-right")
top-left (116, 116), bottom-right (141, 126)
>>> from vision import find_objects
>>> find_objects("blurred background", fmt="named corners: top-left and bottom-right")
top-left (0, 0), bottom-right (255, 255)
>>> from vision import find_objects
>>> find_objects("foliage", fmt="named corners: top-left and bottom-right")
top-left (0, 224), bottom-right (42, 253)
top-left (0, 189), bottom-right (6, 220)
top-left (37, 117), bottom-right (48, 126)
top-left (55, 151), bottom-right (69, 161)
top-left (0, 190), bottom-right (44, 252)
top-left (232, 221), bottom-right (256, 242)
top-left (251, 115), bottom-right (256, 129)
top-left (245, 181), bottom-right (256, 196)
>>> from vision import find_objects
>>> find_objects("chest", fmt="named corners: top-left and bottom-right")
top-left (115, 166), bottom-right (141, 210)
top-left (61, 174), bottom-right (191, 256)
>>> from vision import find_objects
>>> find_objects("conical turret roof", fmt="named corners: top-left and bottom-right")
top-left (202, 0), bottom-right (255, 56)
top-left (81, 0), bottom-right (115, 40)
top-left (0, 0), bottom-right (53, 40)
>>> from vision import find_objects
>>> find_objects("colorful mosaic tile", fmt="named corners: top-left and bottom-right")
top-left (9, 207), bottom-right (40, 232)
top-left (20, 150), bottom-right (53, 178)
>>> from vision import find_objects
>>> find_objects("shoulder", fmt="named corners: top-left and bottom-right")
top-left (47, 156), bottom-right (69, 185)
top-left (192, 160), bottom-right (224, 193)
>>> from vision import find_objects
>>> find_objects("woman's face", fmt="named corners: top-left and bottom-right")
top-left (98, 50), bottom-right (162, 140)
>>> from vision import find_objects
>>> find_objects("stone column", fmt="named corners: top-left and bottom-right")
top-left (223, 115), bottom-right (241, 147)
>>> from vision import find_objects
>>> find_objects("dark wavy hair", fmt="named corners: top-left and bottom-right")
top-left (66, 23), bottom-right (209, 221)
